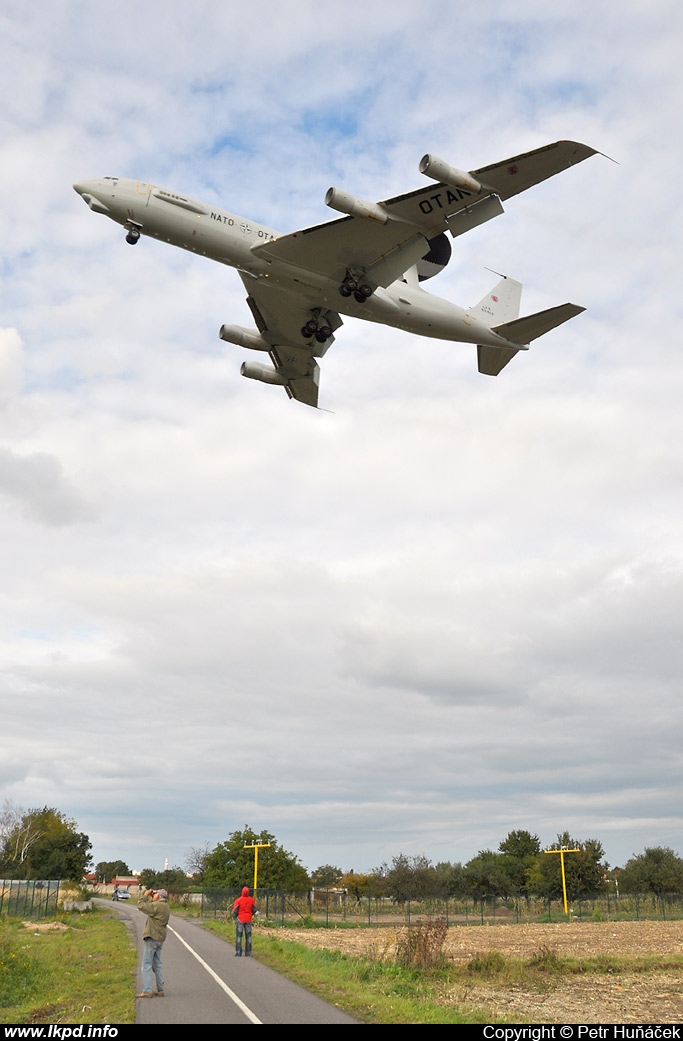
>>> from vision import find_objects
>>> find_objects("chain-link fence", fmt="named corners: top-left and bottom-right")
top-left (201, 887), bottom-right (289, 922)
top-left (0, 879), bottom-right (61, 917)
top-left (201, 887), bottom-right (683, 926)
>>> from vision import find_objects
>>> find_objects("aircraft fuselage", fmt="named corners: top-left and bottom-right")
top-left (73, 176), bottom-right (520, 352)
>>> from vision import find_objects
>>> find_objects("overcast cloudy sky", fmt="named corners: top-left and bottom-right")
top-left (2, 0), bottom-right (682, 878)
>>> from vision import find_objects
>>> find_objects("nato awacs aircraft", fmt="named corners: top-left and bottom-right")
top-left (74, 141), bottom-right (596, 407)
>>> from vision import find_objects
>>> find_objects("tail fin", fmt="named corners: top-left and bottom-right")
top-left (472, 275), bottom-right (522, 327)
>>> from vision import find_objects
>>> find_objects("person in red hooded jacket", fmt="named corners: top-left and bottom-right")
top-left (232, 886), bottom-right (258, 956)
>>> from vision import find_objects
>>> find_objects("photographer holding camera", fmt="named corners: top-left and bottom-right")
top-left (136, 888), bottom-right (170, 998)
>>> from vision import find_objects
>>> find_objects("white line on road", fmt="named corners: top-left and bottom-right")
top-left (168, 925), bottom-right (262, 1024)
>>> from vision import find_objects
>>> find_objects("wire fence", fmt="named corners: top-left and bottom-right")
top-left (201, 887), bottom-right (683, 926)
top-left (3, 881), bottom-right (681, 924)
top-left (0, 879), bottom-right (61, 918)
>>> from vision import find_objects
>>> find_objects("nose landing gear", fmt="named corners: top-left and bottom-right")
top-left (124, 221), bottom-right (143, 245)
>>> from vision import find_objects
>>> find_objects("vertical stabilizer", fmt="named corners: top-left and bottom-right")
top-left (471, 275), bottom-right (522, 328)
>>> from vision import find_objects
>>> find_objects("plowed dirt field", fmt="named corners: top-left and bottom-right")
top-left (282, 920), bottom-right (683, 1022)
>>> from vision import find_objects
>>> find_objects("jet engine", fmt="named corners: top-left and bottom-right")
top-left (324, 187), bottom-right (388, 224)
top-left (219, 324), bottom-right (270, 351)
top-left (419, 154), bottom-right (483, 194)
top-left (240, 361), bottom-right (287, 387)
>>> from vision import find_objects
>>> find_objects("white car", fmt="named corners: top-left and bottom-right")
top-left (112, 889), bottom-right (131, 901)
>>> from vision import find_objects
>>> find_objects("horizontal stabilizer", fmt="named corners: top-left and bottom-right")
top-left (493, 302), bottom-right (585, 345)
top-left (479, 302), bottom-right (585, 376)
top-left (478, 345), bottom-right (520, 376)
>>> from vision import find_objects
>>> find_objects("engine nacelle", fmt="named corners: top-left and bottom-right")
top-left (219, 324), bottom-right (270, 352)
top-left (240, 361), bottom-right (287, 387)
top-left (324, 187), bottom-right (388, 224)
top-left (419, 154), bottom-right (482, 194)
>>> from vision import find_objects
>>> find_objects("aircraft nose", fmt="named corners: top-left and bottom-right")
top-left (73, 180), bottom-right (110, 214)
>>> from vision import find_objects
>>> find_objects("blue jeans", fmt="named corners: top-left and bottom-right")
top-left (235, 919), bottom-right (252, 955)
top-left (142, 938), bottom-right (164, 992)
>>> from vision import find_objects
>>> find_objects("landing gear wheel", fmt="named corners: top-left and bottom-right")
top-left (341, 275), bottom-right (358, 294)
top-left (358, 283), bottom-right (373, 299)
top-left (125, 229), bottom-right (140, 245)
top-left (301, 319), bottom-right (318, 338)
top-left (315, 327), bottom-right (331, 344)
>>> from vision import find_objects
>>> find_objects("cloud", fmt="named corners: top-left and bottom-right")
top-left (0, 329), bottom-right (24, 405)
top-left (0, 0), bottom-right (682, 875)
top-left (0, 446), bottom-right (95, 525)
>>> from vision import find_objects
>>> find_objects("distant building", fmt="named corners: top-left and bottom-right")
top-left (111, 876), bottom-right (139, 889)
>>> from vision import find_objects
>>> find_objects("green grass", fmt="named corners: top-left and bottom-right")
top-left (0, 910), bottom-right (136, 1025)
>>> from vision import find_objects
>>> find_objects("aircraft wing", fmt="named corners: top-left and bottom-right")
top-left (251, 219), bottom-right (430, 291)
top-left (238, 274), bottom-right (343, 407)
top-left (250, 140), bottom-right (597, 280)
top-left (380, 140), bottom-right (598, 235)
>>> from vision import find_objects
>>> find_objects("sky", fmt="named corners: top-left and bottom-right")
top-left (1, 0), bottom-right (682, 878)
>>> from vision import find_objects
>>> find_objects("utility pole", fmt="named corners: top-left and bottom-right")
top-left (544, 846), bottom-right (581, 915)
top-left (244, 840), bottom-right (271, 892)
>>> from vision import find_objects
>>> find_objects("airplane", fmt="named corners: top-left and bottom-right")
top-left (73, 140), bottom-right (597, 408)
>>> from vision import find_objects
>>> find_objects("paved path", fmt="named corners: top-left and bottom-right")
top-left (103, 900), bottom-right (358, 1024)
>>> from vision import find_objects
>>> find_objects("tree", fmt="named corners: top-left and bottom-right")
top-left (497, 830), bottom-right (542, 897)
top-left (527, 832), bottom-right (606, 899)
top-left (94, 860), bottom-right (131, 883)
top-left (186, 842), bottom-right (212, 884)
top-left (339, 871), bottom-right (384, 899)
top-left (498, 830), bottom-right (542, 860)
top-left (464, 850), bottom-right (512, 900)
top-left (618, 847), bottom-right (683, 897)
top-left (203, 826), bottom-right (309, 893)
top-left (373, 853), bottom-right (436, 903)
top-left (138, 866), bottom-right (191, 894)
top-left (1, 799), bottom-right (42, 871)
top-left (438, 861), bottom-right (470, 898)
top-left (0, 806), bottom-right (92, 882)
top-left (310, 864), bottom-right (343, 888)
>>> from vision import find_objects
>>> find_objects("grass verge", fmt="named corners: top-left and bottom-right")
top-left (0, 909), bottom-right (136, 1025)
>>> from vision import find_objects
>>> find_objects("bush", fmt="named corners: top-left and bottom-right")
top-left (467, 950), bottom-right (506, 976)
top-left (527, 944), bottom-right (564, 974)
top-left (394, 917), bottom-right (448, 969)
